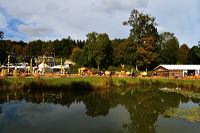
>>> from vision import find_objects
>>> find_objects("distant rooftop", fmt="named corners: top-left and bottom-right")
top-left (155, 65), bottom-right (200, 70)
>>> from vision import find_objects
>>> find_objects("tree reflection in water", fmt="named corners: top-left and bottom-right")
top-left (0, 106), bottom-right (2, 113)
top-left (0, 87), bottom-right (197, 133)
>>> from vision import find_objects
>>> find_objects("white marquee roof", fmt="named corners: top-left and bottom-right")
top-left (155, 65), bottom-right (200, 70)
top-left (38, 62), bottom-right (51, 69)
top-left (51, 64), bottom-right (69, 69)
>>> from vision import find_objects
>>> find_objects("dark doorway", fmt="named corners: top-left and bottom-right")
top-left (188, 70), bottom-right (195, 76)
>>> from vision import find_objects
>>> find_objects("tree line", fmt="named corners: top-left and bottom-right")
top-left (0, 9), bottom-right (199, 71)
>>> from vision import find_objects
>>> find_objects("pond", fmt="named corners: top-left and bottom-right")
top-left (0, 87), bottom-right (200, 133)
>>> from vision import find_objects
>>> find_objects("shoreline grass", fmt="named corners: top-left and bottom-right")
top-left (1, 76), bottom-right (200, 92)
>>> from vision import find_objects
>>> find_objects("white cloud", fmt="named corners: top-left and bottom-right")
top-left (93, 0), bottom-right (149, 13)
top-left (0, 13), bottom-right (7, 28)
top-left (0, 0), bottom-right (140, 41)
top-left (157, 26), bottom-right (167, 33)
top-left (0, 0), bottom-right (199, 46)
top-left (146, 0), bottom-right (200, 46)
top-left (18, 24), bottom-right (54, 37)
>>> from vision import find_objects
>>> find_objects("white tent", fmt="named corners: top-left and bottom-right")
top-left (38, 62), bottom-right (52, 72)
top-left (51, 65), bottom-right (69, 69)
top-left (51, 65), bottom-right (69, 74)
top-left (64, 59), bottom-right (75, 65)
top-left (51, 65), bottom-right (61, 69)
top-left (16, 66), bottom-right (26, 69)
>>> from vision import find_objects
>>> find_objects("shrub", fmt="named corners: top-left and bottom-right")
top-left (118, 79), bottom-right (127, 87)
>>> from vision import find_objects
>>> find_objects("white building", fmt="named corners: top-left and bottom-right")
top-left (154, 65), bottom-right (200, 77)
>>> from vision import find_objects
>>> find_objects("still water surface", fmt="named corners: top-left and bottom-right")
top-left (0, 88), bottom-right (200, 133)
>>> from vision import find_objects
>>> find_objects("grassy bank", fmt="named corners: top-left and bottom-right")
top-left (1, 76), bottom-right (200, 92)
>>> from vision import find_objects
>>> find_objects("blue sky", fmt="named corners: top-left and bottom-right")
top-left (0, 0), bottom-right (199, 47)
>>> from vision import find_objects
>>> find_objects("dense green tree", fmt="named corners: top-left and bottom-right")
top-left (70, 47), bottom-right (83, 66)
top-left (136, 36), bottom-right (158, 69)
top-left (18, 41), bottom-right (27, 47)
top-left (76, 39), bottom-right (85, 49)
top-left (52, 39), bottom-right (60, 56)
top-left (81, 32), bottom-right (98, 67)
top-left (26, 40), bottom-right (44, 56)
top-left (0, 37), bottom-right (85, 65)
top-left (0, 31), bottom-right (4, 40)
top-left (44, 41), bottom-right (55, 56)
top-left (53, 37), bottom-right (76, 58)
top-left (95, 33), bottom-right (113, 69)
top-left (0, 41), bottom-right (10, 64)
top-left (159, 32), bottom-right (179, 64)
top-left (82, 32), bottom-right (113, 69)
top-left (177, 44), bottom-right (190, 64)
top-left (124, 9), bottom-right (159, 70)
top-left (113, 38), bottom-right (136, 66)
top-left (188, 46), bottom-right (200, 64)
top-left (0, 40), bottom-right (25, 64)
